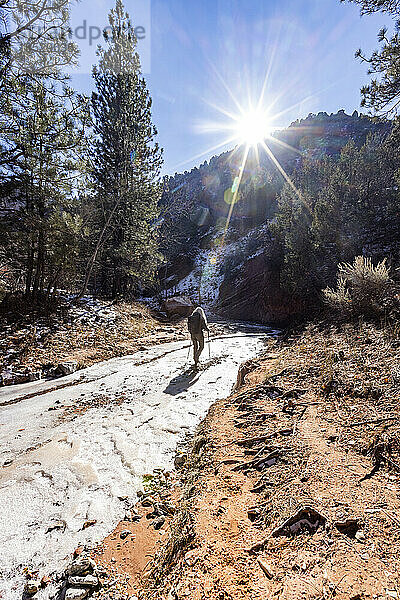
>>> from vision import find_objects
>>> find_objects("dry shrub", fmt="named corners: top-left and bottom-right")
top-left (323, 256), bottom-right (394, 317)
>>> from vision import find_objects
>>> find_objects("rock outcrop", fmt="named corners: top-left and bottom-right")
top-left (164, 296), bottom-right (194, 318)
top-left (51, 361), bottom-right (78, 377)
top-left (217, 253), bottom-right (305, 324)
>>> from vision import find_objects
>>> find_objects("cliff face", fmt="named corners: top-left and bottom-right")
top-left (217, 253), bottom-right (306, 325)
top-left (280, 109), bottom-right (389, 159)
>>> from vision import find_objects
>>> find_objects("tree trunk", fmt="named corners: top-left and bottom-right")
top-left (32, 231), bottom-right (45, 301)
top-left (46, 262), bottom-right (64, 298)
top-left (25, 241), bottom-right (35, 297)
top-left (74, 195), bottom-right (121, 302)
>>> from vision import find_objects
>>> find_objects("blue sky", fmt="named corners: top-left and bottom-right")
top-left (71, 0), bottom-right (389, 175)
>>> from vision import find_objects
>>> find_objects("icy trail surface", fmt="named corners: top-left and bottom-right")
top-left (0, 323), bottom-right (274, 599)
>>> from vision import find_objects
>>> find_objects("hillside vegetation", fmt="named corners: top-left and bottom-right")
top-left (161, 112), bottom-right (399, 323)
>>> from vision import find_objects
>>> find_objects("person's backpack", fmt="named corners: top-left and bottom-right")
top-left (188, 311), bottom-right (202, 336)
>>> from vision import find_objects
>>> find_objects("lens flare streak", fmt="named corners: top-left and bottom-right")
top-left (222, 143), bottom-right (250, 244)
top-left (261, 141), bottom-right (303, 202)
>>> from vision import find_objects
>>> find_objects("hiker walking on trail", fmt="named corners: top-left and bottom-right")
top-left (188, 307), bottom-right (209, 367)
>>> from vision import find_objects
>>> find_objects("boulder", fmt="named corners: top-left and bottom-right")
top-left (66, 558), bottom-right (96, 577)
top-left (174, 453), bottom-right (186, 468)
top-left (28, 370), bottom-right (42, 382)
top-left (120, 529), bottom-right (131, 539)
top-left (271, 506), bottom-right (326, 537)
top-left (57, 362), bottom-right (78, 376)
top-left (50, 361), bottom-right (78, 378)
top-left (65, 589), bottom-right (88, 600)
top-left (68, 574), bottom-right (98, 588)
top-left (24, 581), bottom-right (40, 596)
top-left (45, 519), bottom-right (66, 534)
top-left (0, 371), bottom-right (30, 386)
top-left (164, 296), bottom-right (194, 318)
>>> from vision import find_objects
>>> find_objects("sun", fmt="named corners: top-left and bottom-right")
top-left (235, 109), bottom-right (272, 147)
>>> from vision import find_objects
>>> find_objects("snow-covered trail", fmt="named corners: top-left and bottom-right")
top-left (0, 324), bottom-right (274, 599)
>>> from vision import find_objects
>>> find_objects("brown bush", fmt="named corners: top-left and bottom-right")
top-left (323, 256), bottom-right (396, 317)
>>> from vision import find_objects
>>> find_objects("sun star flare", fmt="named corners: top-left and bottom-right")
top-left (235, 109), bottom-right (272, 147)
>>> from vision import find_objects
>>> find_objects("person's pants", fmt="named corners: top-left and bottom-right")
top-left (191, 332), bottom-right (205, 364)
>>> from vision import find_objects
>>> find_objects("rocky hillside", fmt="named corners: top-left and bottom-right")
top-left (163, 111), bottom-right (389, 230)
top-left (280, 109), bottom-right (389, 159)
top-left (161, 111), bottom-right (394, 324)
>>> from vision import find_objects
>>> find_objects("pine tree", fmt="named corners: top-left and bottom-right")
top-left (0, 0), bottom-right (78, 73)
top-left (341, 0), bottom-right (400, 15)
top-left (272, 184), bottom-right (314, 295)
top-left (0, 0), bottom-right (80, 172)
top-left (341, 0), bottom-right (400, 114)
top-left (0, 0), bottom-right (89, 300)
top-left (0, 79), bottom-right (90, 299)
top-left (80, 0), bottom-right (163, 299)
top-left (272, 133), bottom-right (400, 298)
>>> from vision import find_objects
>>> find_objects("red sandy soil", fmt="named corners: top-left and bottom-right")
top-left (92, 512), bottom-right (168, 597)
top-left (90, 479), bottom-right (182, 599)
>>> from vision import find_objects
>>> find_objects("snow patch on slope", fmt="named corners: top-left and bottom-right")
top-left (171, 225), bottom-right (267, 311)
top-left (174, 248), bottom-right (225, 308)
